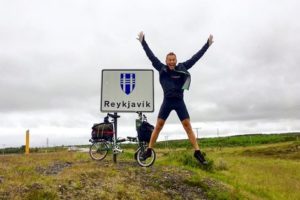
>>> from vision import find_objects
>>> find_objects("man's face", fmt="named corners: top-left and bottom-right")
top-left (166, 54), bottom-right (177, 70)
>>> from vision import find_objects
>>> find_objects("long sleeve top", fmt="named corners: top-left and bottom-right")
top-left (141, 38), bottom-right (210, 98)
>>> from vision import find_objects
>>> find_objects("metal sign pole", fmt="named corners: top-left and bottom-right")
top-left (113, 112), bottom-right (118, 163)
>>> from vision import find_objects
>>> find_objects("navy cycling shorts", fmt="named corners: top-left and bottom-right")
top-left (158, 98), bottom-right (190, 121)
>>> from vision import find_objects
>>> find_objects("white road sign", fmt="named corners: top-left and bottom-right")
top-left (101, 69), bottom-right (154, 112)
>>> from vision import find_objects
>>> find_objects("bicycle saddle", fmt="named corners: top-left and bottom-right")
top-left (127, 136), bottom-right (137, 142)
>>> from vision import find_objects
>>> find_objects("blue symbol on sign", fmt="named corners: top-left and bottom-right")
top-left (120, 73), bottom-right (136, 95)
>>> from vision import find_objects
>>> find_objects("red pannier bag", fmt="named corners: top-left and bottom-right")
top-left (91, 122), bottom-right (114, 141)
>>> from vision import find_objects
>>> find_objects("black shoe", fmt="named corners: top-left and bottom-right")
top-left (194, 150), bottom-right (208, 165)
top-left (140, 148), bottom-right (152, 161)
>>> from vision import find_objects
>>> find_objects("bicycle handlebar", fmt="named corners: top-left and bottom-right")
top-left (107, 113), bottom-right (121, 119)
top-left (106, 112), bottom-right (147, 122)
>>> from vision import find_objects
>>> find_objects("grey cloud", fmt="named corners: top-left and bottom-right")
top-left (1, 0), bottom-right (300, 147)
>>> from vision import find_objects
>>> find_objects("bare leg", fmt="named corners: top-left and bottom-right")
top-left (148, 118), bottom-right (165, 148)
top-left (181, 118), bottom-right (200, 150)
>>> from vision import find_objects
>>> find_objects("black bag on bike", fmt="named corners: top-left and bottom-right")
top-left (91, 122), bottom-right (114, 141)
top-left (136, 120), bottom-right (154, 142)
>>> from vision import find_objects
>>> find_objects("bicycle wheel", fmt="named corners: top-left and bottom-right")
top-left (136, 147), bottom-right (156, 167)
top-left (89, 141), bottom-right (109, 161)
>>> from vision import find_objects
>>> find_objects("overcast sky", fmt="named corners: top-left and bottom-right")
top-left (1, 0), bottom-right (300, 147)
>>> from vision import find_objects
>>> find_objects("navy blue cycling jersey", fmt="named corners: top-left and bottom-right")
top-left (141, 38), bottom-right (209, 99)
top-left (161, 69), bottom-right (185, 99)
top-left (140, 37), bottom-right (210, 120)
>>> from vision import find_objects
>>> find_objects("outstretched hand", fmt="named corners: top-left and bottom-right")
top-left (137, 31), bottom-right (144, 43)
top-left (208, 34), bottom-right (214, 46)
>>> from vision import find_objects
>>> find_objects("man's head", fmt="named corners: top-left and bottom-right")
top-left (166, 52), bottom-right (177, 70)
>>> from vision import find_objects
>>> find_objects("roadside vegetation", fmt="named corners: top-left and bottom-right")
top-left (0, 132), bottom-right (300, 199)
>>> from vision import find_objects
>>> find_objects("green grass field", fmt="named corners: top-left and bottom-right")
top-left (156, 140), bottom-right (300, 199)
top-left (0, 133), bottom-right (300, 199)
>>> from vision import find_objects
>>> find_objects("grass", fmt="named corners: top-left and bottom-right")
top-left (154, 132), bottom-right (300, 149)
top-left (25, 190), bottom-right (58, 200)
top-left (1, 133), bottom-right (300, 199)
top-left (203, 143), bottom-right (300, 199)
top-left (153, 136), bottom-right (300, 199)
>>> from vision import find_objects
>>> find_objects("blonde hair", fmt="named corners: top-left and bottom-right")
top-left (166, 52), bottom-right (176, 59)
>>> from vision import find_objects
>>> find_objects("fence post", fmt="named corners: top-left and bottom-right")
top-left (25, 130), bottom-right (30, 155)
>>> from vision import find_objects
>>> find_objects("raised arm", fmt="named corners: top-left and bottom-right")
top-left (182, 34), bottom-right (214, 70)
top-left (137, 31), bottom-right (164, 71)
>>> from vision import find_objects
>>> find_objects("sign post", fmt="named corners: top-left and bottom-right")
top-left (101, 69), bottom-right (154, 163)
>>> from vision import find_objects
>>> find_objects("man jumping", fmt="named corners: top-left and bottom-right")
top-left (137, 31), bottom-right (213, 165)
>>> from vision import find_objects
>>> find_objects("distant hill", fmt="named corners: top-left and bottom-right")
top-left (154, 132), bottom-right (300, 149)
